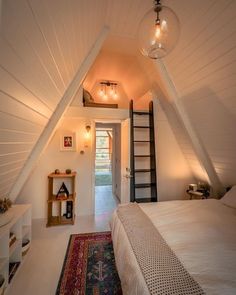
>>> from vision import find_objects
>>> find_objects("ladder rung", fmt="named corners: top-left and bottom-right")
top-left (134, 169), bottom-right (154, 173)
top-left (134, 155), bottom-right (151, 157)
top-left (133, 126), bottom-right (151, 129)
top-left (133, 140), bottom-right (152, 143)
top-left (133, 111), bottom-right (151, 115)
top-left (135, 183), bottom-right (156, 188)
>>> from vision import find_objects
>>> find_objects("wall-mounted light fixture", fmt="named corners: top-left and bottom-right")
top-left (84, 125), bottom-right (91, 148)
top-left (99, 81), bottom-right (118, 100)
top-left (138, 0), bottom-right (180, 59)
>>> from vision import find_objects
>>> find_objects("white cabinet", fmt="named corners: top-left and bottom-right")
top-left (0, 205), bottom-right (31, 294)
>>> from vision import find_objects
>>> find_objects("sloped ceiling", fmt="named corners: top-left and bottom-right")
top-left (0, 0), bottom-right (235, 200)
top-left (0, 0), bottom-right (107, 198)
top-left (163, 0), bottom-right (236, 186)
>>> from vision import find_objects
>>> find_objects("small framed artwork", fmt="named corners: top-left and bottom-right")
top-left (60, 133), bottom-right (76, 151)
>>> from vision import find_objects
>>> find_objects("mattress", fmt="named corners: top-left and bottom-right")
top-left (111, 199), bottom-right (236, 295)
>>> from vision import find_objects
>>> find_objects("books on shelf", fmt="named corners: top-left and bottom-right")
top-left (9, 232), bottom-right (16, 247)
top-left (22, 239), bottom-right (30, 256)
top-left (9, 262), bottom-right (20, 283)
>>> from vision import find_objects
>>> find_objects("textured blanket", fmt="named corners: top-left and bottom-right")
top-left (117, 203), bottom-right (205, 295)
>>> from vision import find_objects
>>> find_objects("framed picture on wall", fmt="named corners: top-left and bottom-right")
top-left (60, 133), bottom-right (76, 151)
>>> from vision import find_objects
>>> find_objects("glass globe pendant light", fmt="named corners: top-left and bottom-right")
top-left (138, 0), bottom-right (180, 59)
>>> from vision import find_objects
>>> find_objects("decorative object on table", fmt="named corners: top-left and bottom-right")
top-left (60, 132), bottom-right (76, 151)
top-left (188, 183), bottom-right (197, 191)
top-left (56, 183), bottom-right (69, 200)
top-left (9, 232), bottom-right (16, 247)
top-left (65, 169), bottom-right (71, 174)
top-left (0, 275), bottom-right (5, 295)
top-left (66, 201), bottom-right (73, 219)
top-left (54, 169), bottom-right (60, 174)
top-left (0, 198), bottom-right (12, 214)
top-left (197, 183), bottom-right (210, 197)
top-left (138, 0), bottom-right (180, 59)
top-left (56, 232), bottom-right (122, 295)
top-left (22, 239), bottom-right (30, 256)
top-left (186, 182), bottom-right (210, 199)
top-left (9, 262), bottom-right (21, 283)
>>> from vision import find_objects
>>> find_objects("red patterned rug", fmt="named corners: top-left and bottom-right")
top-left (56, 231), bottom-right (122, 295)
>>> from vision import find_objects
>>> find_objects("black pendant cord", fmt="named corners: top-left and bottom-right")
top-left (154, 0), bottom-right (162, 25)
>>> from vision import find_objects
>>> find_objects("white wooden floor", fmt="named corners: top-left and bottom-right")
top-left (9, 186), bottom-right (119, 295)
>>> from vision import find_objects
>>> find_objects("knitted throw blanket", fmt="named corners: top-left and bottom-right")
top-left (117, 203), bottom-right (205, 295)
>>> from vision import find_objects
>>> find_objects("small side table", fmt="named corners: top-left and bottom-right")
top-left (186, 189), bottom-right (209, 200)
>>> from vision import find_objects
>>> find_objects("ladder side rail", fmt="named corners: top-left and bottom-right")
top-left (149, 101), bottom-right (158, 202)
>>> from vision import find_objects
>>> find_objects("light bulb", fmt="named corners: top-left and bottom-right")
top-left (161, 20), bottom-right (167, 32)
top-left (99, 89), bottom-right (104, 96)
top-left (155, 24), bottom-right (161, 39)
top-left (113, 92), bottom-right (118, 100)
top-left (110, 88), bottom-right (114, 96)
top-left (103, 93), bottom-right (108, 100)
top-left (85, 132), bottom-right (90, 139)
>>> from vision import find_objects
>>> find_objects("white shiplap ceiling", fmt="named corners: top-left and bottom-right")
top-left (0, 0), bottom-right (236, 200)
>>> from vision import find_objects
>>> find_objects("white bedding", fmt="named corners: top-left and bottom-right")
top-left (111, 199), bottom-right (236, 295)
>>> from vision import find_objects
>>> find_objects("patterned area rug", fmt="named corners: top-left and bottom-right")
top-left (56, 231), bottom-right (122, 295)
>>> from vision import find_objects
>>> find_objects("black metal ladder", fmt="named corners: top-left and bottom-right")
top-left (130, 100), bottom-right (158, 203)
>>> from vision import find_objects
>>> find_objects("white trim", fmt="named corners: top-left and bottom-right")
top-left (9, 26), bottom-right (109, 201)
top-left (153, 60), bottom-right (224, 196)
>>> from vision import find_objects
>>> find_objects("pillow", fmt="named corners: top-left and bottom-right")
top-left (83, 89), bottom-right (94, 103)
top-left (220, 185), bottom-right (236, 208)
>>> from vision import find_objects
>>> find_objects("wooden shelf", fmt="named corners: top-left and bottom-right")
top-left (48, 172), bottom-right (76, 178)
top-left (47, 172), bottom-right (76, 227)
top-left (47, 194), bottom-right (75, 202)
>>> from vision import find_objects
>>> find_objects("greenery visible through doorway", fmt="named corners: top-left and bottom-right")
top-left (95, 128), bottom-right (113, 186)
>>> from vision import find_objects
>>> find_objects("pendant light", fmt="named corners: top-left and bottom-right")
top-left (138, 0), bottom-right (180, 59)
top-left (99, 81), bottom-right (118, 100)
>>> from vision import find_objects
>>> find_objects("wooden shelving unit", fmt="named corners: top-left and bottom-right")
top-left (47, 172), bottom-right (76, 227)
top-left (0, 204), bottom-right (31, 294)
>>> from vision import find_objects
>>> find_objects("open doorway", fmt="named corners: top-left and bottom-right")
top-left (95, 123), bottom-right (121, 215)
top-left (95, 127), bottom-right (113, 186)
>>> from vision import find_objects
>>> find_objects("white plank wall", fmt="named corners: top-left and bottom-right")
top-left (164, 0), bottom-right (236, 186)
top-left (0, 0), bottom-right (106, 199)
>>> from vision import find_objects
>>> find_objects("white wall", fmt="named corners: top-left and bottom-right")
top-left (17, 117), bottom-right (95, 219)
top-left (153, 100), bottom-right (195, 201)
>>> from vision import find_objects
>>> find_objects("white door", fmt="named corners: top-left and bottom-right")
top-left (120, 118), bottom-right (131, 203)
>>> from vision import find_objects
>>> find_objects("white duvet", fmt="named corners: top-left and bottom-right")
top-left (111, 199), bottom-right (236, 295)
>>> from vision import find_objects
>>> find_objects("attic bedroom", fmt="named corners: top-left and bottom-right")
top-left (0, 0), bottom-right (235, 294)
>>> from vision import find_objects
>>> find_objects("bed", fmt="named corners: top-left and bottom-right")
top-left (111, 188), bottom-right (236, 295)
